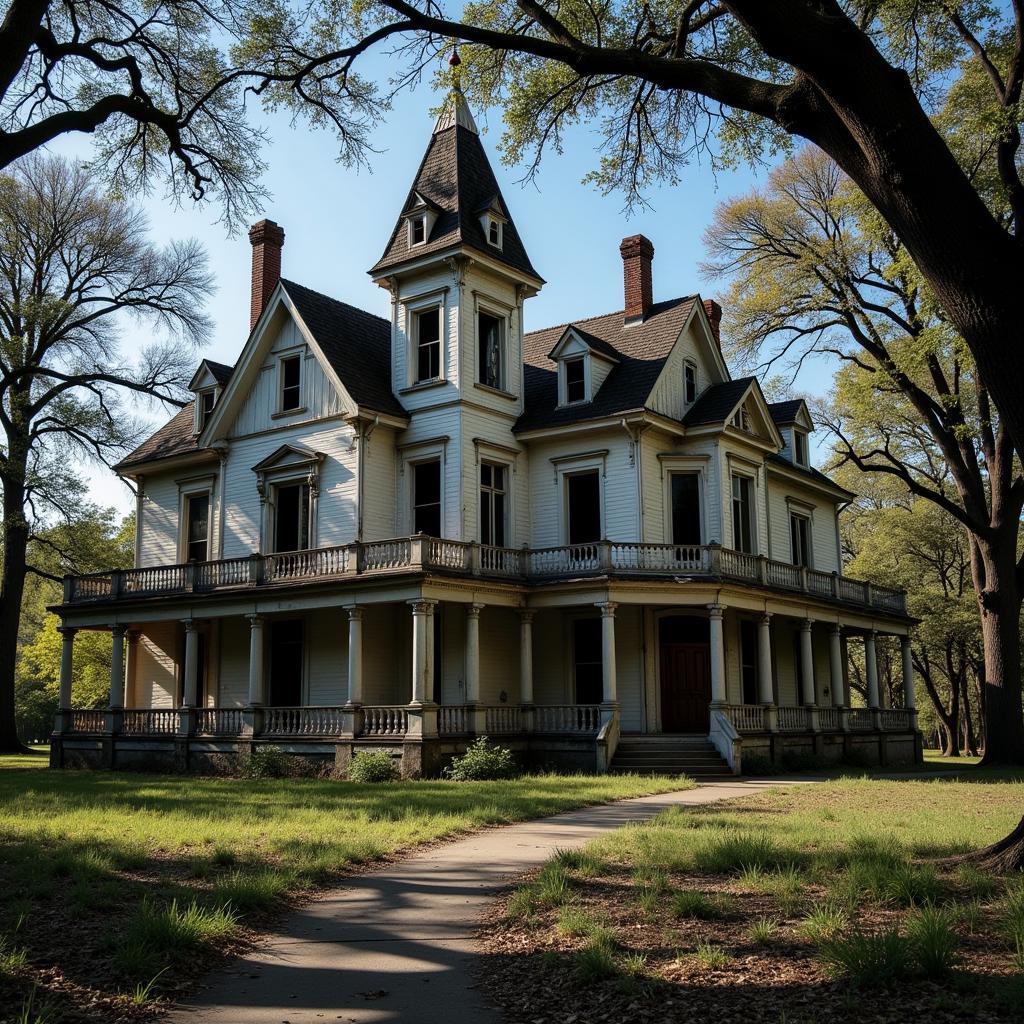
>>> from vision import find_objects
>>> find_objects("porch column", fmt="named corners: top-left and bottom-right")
top-left (58, 626), bottom-right (77, 712)
top-left (799, 619), bottom-right (816, 707)
top-left (182, 620), bottom-right (199, 707)
top-left (519, 610), bottom-right (535, 704)
top-left (246, 614), bottom-right (266, 706)
top-left (708, 604), bottom-right (727, 704)
top-left (408, 600), bottom-right (435, 705)
top-left (865, 631), bottom-right (881, 709)
top-left (901, 635), bottom-right (916, 712)
top-left (829, 624), bottom-right (846, 706)
top-left (345, 606), bottom-right (364, 705)
top-left (756, 614), bottom-right (774, 704)
top-left (465, 603), bottom-right (483, 704)
top-left (597, 602), bottom-right (618, 704)
top-left (109, 625), bottom-right (127, 709)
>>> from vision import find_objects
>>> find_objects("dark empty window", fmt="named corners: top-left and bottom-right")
top-left (280, 356), bottom-right (301, 411)
top-left (270, 620), bottom-right (304, 706)
top-left (732, 474), bottom-right (754, 553)
top-left (790, 513), bottom-right (811, 567)
top-left (793, 632), bottom-right (809, 706)
top-left (480, 462), bottom-right (506, 546)
top-left (199, 389), bottom-right (216, 430)
top-left (478, 311), bottom-right (503, 389)
top-left (573, 618), bottom-right (603, 705)
top-left (413, 460), bottom-right (442, 536)
top-left (416, 308), bottom-right (441, 382)
top-left (274, 483), bottom-right (310, 552)
top-left (565, 357), bottom-right (586, 403)
top-left (684, 363), bottom-right (696, 404)
top-left (411, 216), bottom-right (426, 245)
top-left (794, 430), bottom-right (809, 466)
top-left (487, 219), bottom-right (501, 246)
top-left (567, 471), bottom-right (601, 544)
top-left (740, 620), bottom-right (758, 705)
top-left (670, 473), bottom-right (701, 546)
top-left (186, 493), bottom-right (210, 562)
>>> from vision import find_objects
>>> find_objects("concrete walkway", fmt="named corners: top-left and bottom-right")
top-left (169, 779), bottom-right (812, 1024)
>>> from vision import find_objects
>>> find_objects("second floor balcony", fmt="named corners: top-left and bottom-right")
top-left (60, 536), bottom-right (908, 615)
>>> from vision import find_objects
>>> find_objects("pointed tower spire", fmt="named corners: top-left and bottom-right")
top-left (433, 48), bottom-right (479, 135)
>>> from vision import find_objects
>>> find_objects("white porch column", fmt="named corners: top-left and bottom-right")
top-left (519, 610), bottom-right (535, 704)
top-left (345, 606), bottom-right (364, 705)
top-left (708, 604), bottom-right (727, 704)
top-left (865, 630), bottom-right (880, 709)
top-left (465, 603), bottom-right (484, 703)
top-left (901, 635), bottom-right (916, 711)
top-left (182, 620), bottom-right (199, 707)
top-left (58, 626), bottom-right (77, 710)
top-left (799, 619), bottom-right (816, 706)
top-left (109, 625), bottom-right (127, 709)
top-left (829, 624), bottom-right (846, 706)
top-left (756, 613), bottom-right (774, 705)
top-left (597, 602), bottom-right (618, 704)
top-left (408, 600), bottom-right (434, 705)
top-left (246, 614), bottom-right (266, 706)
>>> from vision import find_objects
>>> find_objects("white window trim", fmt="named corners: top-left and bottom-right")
top-left (556, 453), bottom-right (607, 545)
top-left (730, 469), bottom-right (758, 554)
top-left (177, 477), bottom-right (216, 563)
top-left (792, 428), bottom-right (810, 467)
top-left (194, 388), bottom-right (218, 434)
top-left (559, 354), bottom-right (591, 407)
top-left (662, 465), bottom-right (706, 546)
top-left (475, 299), bottom-right (509, 393)
top-left (479, 457), bottom-right (512, 547)
top-left (406, 208), bottom-right (437, 248)
top-left (789, 508), bottom-right (814, 568)
top-left (276, 349), bottom-right (305, 416)
top-left (400, 440), bottom-right (447, 536)
top-left (683, 360), bottom-right (698, 406)
top-left (268, 475), bottom-right (316, 553)
top-left (403, 292), bottom-right (448, 387)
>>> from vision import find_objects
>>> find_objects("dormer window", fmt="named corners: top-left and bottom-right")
top-left (487, 218), bottom-right (502, 248)
top-left (565, 357), bottom-right (586, 404)
top-left (732, 407), bottom-right (751, 432)
top-left (793, 430), bottom-right (809, 467)
top-left (198, 389), bottom-right (217, 431)
top-left (684, 362), bottom-right (697, 405)
top-left (279, 355), bottom-right (301, 412)
top-left (410, 215), bottom-right (426, 246)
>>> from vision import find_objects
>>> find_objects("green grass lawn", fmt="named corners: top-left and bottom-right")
top-left (0, 751), bottom-right (688, 1023)
top-left (481, 771), bottom-right (1024, 1024)
top-left (924, 749), bottom-right (984, 766)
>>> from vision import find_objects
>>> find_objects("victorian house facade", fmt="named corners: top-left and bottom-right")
top-left (49, 89), bottom-right (920, 777)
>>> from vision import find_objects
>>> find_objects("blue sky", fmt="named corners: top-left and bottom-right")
top-left (59, 68), bottom-right (833, 514)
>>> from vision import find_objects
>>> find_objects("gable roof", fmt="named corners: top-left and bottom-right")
top-left (515, 296), bottom-right (698, 432)
top-left (548, 325), bottom-right (621, 364)
top-left (280, 280), bottom-right (404, 418)
top-left (205, 359), bottom-right (234, 386)
top-left (369, 91), bottom-right (541, 282)
top-left (115, 402), bottom-right (208, 471)
top-left (681, 378), bottom-right (758, 427)
top-left (768, 399), bottom-right (808, 426)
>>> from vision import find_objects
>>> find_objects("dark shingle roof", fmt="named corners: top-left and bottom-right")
top-left (281, 280), bottom-right (404, 418)
top-left (681, 377), bottom-right (756, 426)
top-left (515, 297), bottom-right (698, 432)
top-left (115, 403), bottom-right (205, 471)
top-left (767, 453), bottom-right (853, 497)
top-left (768, 399), bottom-right (806, 426)
top-left (205, 359), bottom-right (234, 385)
top-left (369, 117), bottom-right (540, 281)
top-left (554, 326), bottom-right (621, 363)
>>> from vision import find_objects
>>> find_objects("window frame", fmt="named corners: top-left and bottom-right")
top-left (409, 214), bottom-right (427, 247)
top-left (563, 356), bottom-right (587, 405)
top-left (666, 470), bottom-right (704, 546)
top-left (411, 457), bottom-right (443, 537)
top-left (272, 479), bottom-right (312, 553)
top-left (414, 305), bottom-right (443, 384)
top-left (793, 429), bottom-right (809, 467)
top-left (476, 307), bottom-right (507, 391)
top-left (789, 510), bottom-right (813, 568)
top-left (683, 361), bottom-right (697, 405)
top-left (277, 353), bottom-right (303, 414)
top-left (731, 472), bottom-right (756, 554)
top-left (479, 460), bottom-right (509, 547)
top-left (197, 388), bottom-right (217, 432)
top-left (487, 218), bottom-right (503, 248)
top-left (553, 452), bottom-right (607, 545)
top-left (184, 491), bottom-right (211, 562)
top-left (176, 478), bottom-right (216, 564)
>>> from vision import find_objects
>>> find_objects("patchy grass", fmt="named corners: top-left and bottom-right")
top-left (480, 771), bottom-right (1024, 1024)
top-left (0, 751), bottom-right (686, 1021)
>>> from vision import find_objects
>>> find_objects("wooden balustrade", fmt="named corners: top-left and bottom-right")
top-left (263, 706), bottom-right (345, 736)
top-left (847, 709), bottom-right (875, 730)
top-left (122, 708), bottom-right (178, 735)
top-left (723, 704), bottom-right (767, 732)
top-left (195, 708), bottom-right (244, 735)
top-left (438, 705), bottom-right (471, 735)
top-left (879, 709), bottom-right (911, 731)
top-left (67, 709), bottom-right (106, 733)
top-left (777, 706), bottom-right (810, 731)
top-left (265, 546), bottom-right (348, 582)
top-left (533, 704), bottom-right (602, 733)
top-left (361, 706), bottom-right (409, 736)
top-left (817, 707), bottom-right (841, 731)
top-left (478, 545), bottom-right (523, 576)
top-left (483, 705), bottom-right (521, 734)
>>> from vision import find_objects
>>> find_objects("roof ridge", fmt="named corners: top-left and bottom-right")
top-left (280, 278), bottom-right (390, 327)
top-left (525, 294), bottom-right (697, 339)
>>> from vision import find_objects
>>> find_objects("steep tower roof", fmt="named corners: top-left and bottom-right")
top-left (369, 89), bottom-right (542, 282)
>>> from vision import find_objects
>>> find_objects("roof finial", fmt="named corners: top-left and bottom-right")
top-left (449, 45), bottom-right (462, 92)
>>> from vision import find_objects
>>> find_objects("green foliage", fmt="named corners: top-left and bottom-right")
top-left (247, 745), bottom-right (290, 779)
top-left (691, 830), bottom-right (789, 874)
top-left (574, 937), bottom-right (618, 981)
top-left (444, 737), bottom-right (518, 781)
top-left (211, 869), bottom-right (292, 913)
top-left (671, 890), bottom-right (722, 920)
top-left (557, 906), bottom-right (600, 937)
top-left (906, 905), bottom-right (958, 977)
top-left (997, 882), bottom-right (1024, 948)
top-left (817, 929), bottom-right (911, 985)
top-left (748, 917), bottom-right (780, 946)
top-left (692, 941), bottom-right (732, 970)
top-left (347, 750), bottom-right (400, 783)
top-left (800, 901), bottom-right (849, 942)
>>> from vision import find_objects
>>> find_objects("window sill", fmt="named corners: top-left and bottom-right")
top-left (399, 378), bottom-right (448, 395)
top-left (473, 382), bottom-right (518, 401)
top-left (271, 406), bottom-right (307, 420)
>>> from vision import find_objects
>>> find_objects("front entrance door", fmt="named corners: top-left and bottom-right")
top-left (659, 615), bottom-right (711, 732)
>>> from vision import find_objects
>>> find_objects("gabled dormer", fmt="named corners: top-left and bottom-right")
top-left (768, 399), bottom-right (815, 466)
top-left (548, 326), bottom-right (620, 407)
top-left (404, 191), bottom-right (440, 249)
top-left (188, 359), bottom-right (234, 434)
top-left (477, 195), bottom-right (508, 251)
top-left (683, 376), bottom-right (784, 450)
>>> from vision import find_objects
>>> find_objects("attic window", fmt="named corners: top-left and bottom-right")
top-left (565, 357), bottom-right (586, 404)
top-left (732, 407), bottom-right (751, 432)
top-left (794, 430), bottom-right (809, 467)
top-left (487, 218), bottom-right (502, 248)
top-left (279, 355), bottom-right (301, 412)
top-left (684, 362), bottom-right (696, 405)
top-left (198, 389), bottom-right (216, 431)
top-left (410, 215), bottom-right (426, 247)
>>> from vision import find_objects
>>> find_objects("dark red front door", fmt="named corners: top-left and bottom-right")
top-left (660, 642), bottom-right (711, 732)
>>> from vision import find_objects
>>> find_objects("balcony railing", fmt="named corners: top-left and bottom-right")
top-left (62, 537), bottom-right (907, 614)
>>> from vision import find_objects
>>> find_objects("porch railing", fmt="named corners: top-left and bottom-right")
top-left (777, 706), bottom-right (810, 731)
top-left (62, 537), bottom-right (907, 614)
top-left (438, 704), bottom-right (471, 735)
top-left (195, 707), bottom-right (244, 736)
top-left (722, 704), bottom-right (767, 732)
top-left (66, 709), bottom-right (106, 733)
top-left (263, 706), bottom-right (346, 736)
top-left (817, 706), bottom-right (841, 731)
top-left (534, 704), bottom-right (602, 733)
top-left (879, 709), bottom-right (912, 730)
top-left (484, 704), bottom-right (521, 734)
top-left (362, 706), bottom-right (409, 736)
top-left (122, 708), bottom-right (178, 735)
top-left (848, 708), bottom-right (875, 730)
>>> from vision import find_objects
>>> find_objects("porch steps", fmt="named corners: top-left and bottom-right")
top-left (610, 736), bottom-right (732, 777)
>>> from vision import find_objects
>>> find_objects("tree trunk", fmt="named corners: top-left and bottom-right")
top-left (919, 654), bottom-right (960, 757)
top-left (0, 452), bottom-right (30, 753)
top-left (947, 815), bottom-right (1024, 873)
top-left (962, 679), bottom-right (980, 757)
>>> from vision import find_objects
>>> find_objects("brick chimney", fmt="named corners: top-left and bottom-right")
top-left (620, 234), bottom-right (654, 323)
top-left (248, 219), bottom-right (285, 331)
top-left (703, 298), bottom-right (722, 346)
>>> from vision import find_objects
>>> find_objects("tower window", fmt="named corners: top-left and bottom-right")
top-left (487, 219), bottom-right (502, 247)
top-left (477, 310), bottom-right (504, 390)
top-left (415, 307), bottom-right (441, 382)
top-left (410, 215), bottom-right (426, 246)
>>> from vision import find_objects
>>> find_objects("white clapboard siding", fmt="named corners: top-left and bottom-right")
top-left (478, 606), bottom-right (520, 703)
top-left (458, 404), bottom-right (524, 544)
top-left (532, 609), bottom-right (568, 705)
top-left (394, 405), bottom-right (463, 539)
top-left (216, 617), bottom-right (250, 707)
top-left (646, 318), bottom-right (722, 422)
top-left (765, 477), bottom-right (840, 572)
top-left (361, 425), bottom-right (398, 540)
top-left (306, 607), bottom-right (347, 705)
top-left (615, 605), bottom-right (645, 732)
top-left (138, 473), bottom-right (182, 567)
top-left (132, 622), bottom-right (179, 708)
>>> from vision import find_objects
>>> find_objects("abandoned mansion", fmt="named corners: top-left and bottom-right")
top-left (49, 87), bottom-right (921, 776)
